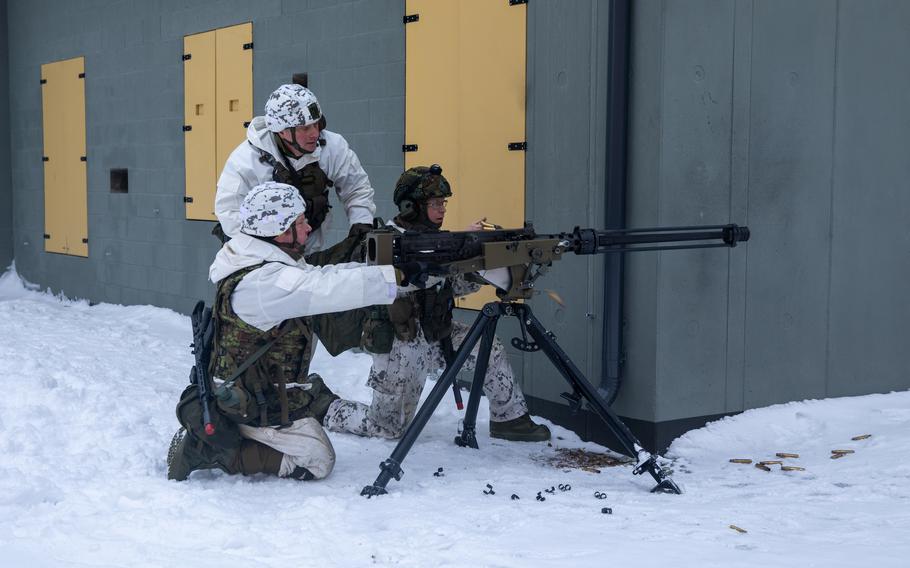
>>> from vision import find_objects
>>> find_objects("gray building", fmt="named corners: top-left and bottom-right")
top-left (1, 0), bottom-right (907, 452)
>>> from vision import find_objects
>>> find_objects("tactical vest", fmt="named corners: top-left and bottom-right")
top-left (211, 263), bottom-right (316, 427)
top-left (361, 216), bottom-right (455, 353)
top-left (253, 142), bottom-right (334, 231)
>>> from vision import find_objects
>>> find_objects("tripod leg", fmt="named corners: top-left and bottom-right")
top-left (519, 305), bottom-right (681, 494)
top-left (361, 307), bottom-right (496, 497)
top-left (454, 315), bottom-right (499, 449)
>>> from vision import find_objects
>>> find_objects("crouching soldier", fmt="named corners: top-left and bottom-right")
top-left (167, 182), bottom-right (404, 482)
top-left (323, 165), bottom-right (551, 442)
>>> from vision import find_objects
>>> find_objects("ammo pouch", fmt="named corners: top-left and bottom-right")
top-left (418, 283), bottom-right (454, 342)
top-left (213, 379), bottom-right (255, 424)
top-left (361, 305), bottom-right (395, 354)
top-left (388, 297), bottom-right (418, 341)
top-left (175, 383), bottom-right (243, 451)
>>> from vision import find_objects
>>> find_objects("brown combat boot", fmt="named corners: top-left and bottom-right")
top-left (166, 428), bottom-right (237, 481)
top-left (490, 413), bottom-right (551, 442)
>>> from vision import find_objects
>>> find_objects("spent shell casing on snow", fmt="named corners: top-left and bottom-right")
top-left (830, 453), bottom-right (846, 459)
top-left (729, 525), bottom-right (748, 533)
top-left (831, 449), bottom-right (855, 454)
top-left (781, 466), bottom-right (805, 471)
top-left (759, 460), bottom-right (783, 466)
top-left (729, 459), bottom-right (752, 464)
top-left (775, 453), bottom-right (800, 458)
top-left (755, 463), bottom-right (772, 471)
top-left (851, 434), bottom-right (872, 441)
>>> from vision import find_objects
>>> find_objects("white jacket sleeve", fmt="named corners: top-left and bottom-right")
top-left (321, 132), bottom-right (375, 226)
top-left (215, 144), bottom-right (267, 239)
top-left (231, 262), bottom-right (398, 331)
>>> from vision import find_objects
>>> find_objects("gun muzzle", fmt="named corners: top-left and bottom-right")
top-left (722, 224), bottom-right (750, 246)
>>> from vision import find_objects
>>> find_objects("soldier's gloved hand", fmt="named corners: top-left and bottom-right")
top-left (348, 223), bottom-right (374, 238)
top-left (395, 261), bottom-right (446, 288)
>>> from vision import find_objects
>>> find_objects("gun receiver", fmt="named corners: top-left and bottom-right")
top-left (366, 223), bottom-right (750, 301)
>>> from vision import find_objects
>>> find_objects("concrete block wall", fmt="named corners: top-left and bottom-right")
top-left (7, 0), bottom-right (404, 312)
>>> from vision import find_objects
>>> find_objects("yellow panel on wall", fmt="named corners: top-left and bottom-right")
top-left (216, 23), bottom-right (253, 191)
top-left (184, 30), bottom-right (217, 220)
top-left (405, 0), bottom-right (527, 309)
top-left (41, 56), bottom-right (88, 257)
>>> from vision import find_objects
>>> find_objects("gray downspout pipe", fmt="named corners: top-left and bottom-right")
top-left (600, 0), bottom-right (631, 404)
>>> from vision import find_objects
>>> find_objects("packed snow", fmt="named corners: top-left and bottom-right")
top-left (1, 263), bottom-right (908, 567)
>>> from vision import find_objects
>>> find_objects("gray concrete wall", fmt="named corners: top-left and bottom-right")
top-left (0, 0), bottom-right (12, 271)
top-left (626, 0), bottom-right (910, 423)
top-left (7, 0), bottom-right (403, 312)
top-left (520, 0), bottom-right (609, 408)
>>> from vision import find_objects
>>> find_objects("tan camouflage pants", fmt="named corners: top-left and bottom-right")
top-left (324, 320), bottom-right (528, 438)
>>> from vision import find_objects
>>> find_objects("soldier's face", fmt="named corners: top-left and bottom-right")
top-left (274, 214), bottom-right (312, 247)
top-left (426, 198), bottom-right (447, 226)
top-left (279, 123), bottom-right (320, 155)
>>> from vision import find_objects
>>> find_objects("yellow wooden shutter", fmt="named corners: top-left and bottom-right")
top-left (184, 22), bottom-right (252, 221)
top-left (405, 0), bottom-right (527, 308)
top-left (41, 56), bottom-right (88, 257)
top-left (184, 30), bottom-right (217, 220)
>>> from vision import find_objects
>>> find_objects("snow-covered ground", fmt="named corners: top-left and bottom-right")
top-left (1, 264), bottom-right (908, 567)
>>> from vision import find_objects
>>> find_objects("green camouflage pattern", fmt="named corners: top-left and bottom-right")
top-left (211, 263), bottom-right (316, 426)
top-left (393, 166), bottom-right (452, 208)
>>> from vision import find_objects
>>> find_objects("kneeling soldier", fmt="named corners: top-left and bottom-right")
top-left (168, 182), bottom-right (402, 481)
top-left (323, 165), bottom-right (551, 442)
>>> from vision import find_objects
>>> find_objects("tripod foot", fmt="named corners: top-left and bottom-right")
top-left (360, 484), bottom-right (389, 498)
top-left (633, 453), bottom-right (683, 495)
top-left (651, 477), bottom-right (682, 494)
top-left (454, 426), bottom-right (479, 449)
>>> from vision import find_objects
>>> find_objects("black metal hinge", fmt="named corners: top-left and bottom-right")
top-left (510, 0), bottom-right (528, 5)
top-left (78, 72), bottom-right (85, 79)
top-left (243, 121), bottom-right (251, 128)
top-left (40, 79), bottom-right (47, 84)
top-left (183, 125), bottom-right (192, 132)
top-left (508, 141), bottom-right (527, 151)
top-left (183, 54), bottom-right (191, 61)
top-left (42, 156), bottom-right (49, 162)
top-left (82, 238), bottom-right (88, 244)
top-left (44, 234), bottom-right (50, 239)
top-left (243, 42), bottom-right (254, 50)
top-left (80, 156), bottom-right (87, 162)
top-left (402, 144), bottom-right (418, 152)
top-left (184, 196), bottom-right (194, 203)
top-left (404, 14), bottom-right (419, 24)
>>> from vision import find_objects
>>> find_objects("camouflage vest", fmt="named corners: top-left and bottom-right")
top-left (361, 216), bottom-right (455, 353)
top-left (211, 263), bottom-right (315, 427)
top-left (252, 142), bottom-right (334, 231)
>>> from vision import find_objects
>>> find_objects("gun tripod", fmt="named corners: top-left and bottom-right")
top-left (361, 301), bottom-right (682, 497)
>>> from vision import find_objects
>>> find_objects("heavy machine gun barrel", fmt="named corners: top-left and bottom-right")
top-left (366, 222), bottom-right (750, 301)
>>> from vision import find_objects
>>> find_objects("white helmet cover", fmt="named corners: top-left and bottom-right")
top-left (239, 182), bottom-right (306, 237)
top-left (264, 84), bottom-right (323, 132)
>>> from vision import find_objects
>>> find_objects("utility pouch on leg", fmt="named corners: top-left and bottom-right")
top-left (361, 306), bottom-right (395, 354)
top-left (175, 384), bottom-right (243, 451)
top-left (388, 297), bottom-right (417, 341)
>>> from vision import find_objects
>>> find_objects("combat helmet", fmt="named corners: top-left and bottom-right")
top-left (239, 182), bottom-right (306, 237)
top-left (393, 164), bottom-right (452, 227)
top-left (264, 84), bottom-right (327, 133)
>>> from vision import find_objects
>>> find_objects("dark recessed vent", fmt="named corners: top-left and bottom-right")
top-left (110, 168), bottom-right (128, 193)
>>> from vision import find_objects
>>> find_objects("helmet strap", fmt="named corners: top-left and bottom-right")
top-left (278, 127), bottom-right (308, 157)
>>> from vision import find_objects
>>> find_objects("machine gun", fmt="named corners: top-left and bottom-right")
top-left (360, 222), bottom-right (750, 498)
top-left (366, 223), bottom-right (749, 301)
